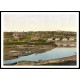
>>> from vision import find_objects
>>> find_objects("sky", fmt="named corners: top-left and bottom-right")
top-left (2, 12), bottom-right (78, 32)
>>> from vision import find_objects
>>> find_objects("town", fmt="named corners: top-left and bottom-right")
top-left (4, 31), bottom-right (76, 47)
top-left (3, 31), bottom-right (77, 65)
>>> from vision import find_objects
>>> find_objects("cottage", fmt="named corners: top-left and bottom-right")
top-left (12, 32), bottom-right (26, 40)
top-left (62, 38), bottom-right (68, 41)
top-left (12, 32), bottom-right (19, 37)
top-left (12, 32), bottom-right (20, 40)
top-left (55, 43), bottom-right (62, 46)
top-left (68, 43), bottom-right (76, 47)
top-left (55, 38), bottom-right (60, 41)
top-left (13, 36), bottom-right (19, 40)
top-left (69, 37), bottom-right (75, 41)
top-left (47, 38), bottom-right (53, 42)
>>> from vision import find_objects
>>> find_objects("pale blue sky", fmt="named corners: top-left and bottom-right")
top-left (2, 12), bottom-right (78, 32)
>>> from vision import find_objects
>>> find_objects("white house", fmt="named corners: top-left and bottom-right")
top-left (55, 43), bottom-right (62, 46)
top-left (12, 32), bottom-right (20, 40)
top-left (55, 38), bottom-right (60, 41)
top-left (13, 36), bottom-right (19, 40)
top-left (62, 38), bottom-right (68, 41)
top-left (47, 38), bottom-right (53, 42)
top-left (68, 43), bottom-right (76, 47)
top-left (12, 32), bottom-right (26, 40)
top-left (69, 37), bottom-right (75, 41)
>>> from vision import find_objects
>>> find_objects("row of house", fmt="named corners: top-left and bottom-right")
top-left (47, 37), bottom-right (76, 42)
top-left (31, 37), bottom-right (76, 42)
top-left (55, 42), bottom-right (76, 47)
top-left (12, 32), bottom-right (76, 42)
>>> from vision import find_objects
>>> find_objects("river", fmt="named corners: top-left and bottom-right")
top-left (4, 47), bottom-right (76, 65)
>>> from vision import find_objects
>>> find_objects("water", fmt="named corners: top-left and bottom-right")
top-left (4, 47), bottom-right (76, 64)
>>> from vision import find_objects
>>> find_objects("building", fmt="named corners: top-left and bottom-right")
top-left (62, 38), bottom-right (68, 41)
top-left (55, 38), bottom-right (60, 41)
top-left (12, 32), bottom-right (26, 40)
top-left (68, 43), bottom-right (76, 47)
top-left (55, 43), bottom-right (62, 46)
top-left (69, 37), bottom-right (75, 41)
top-left (47, 38), bottom-right (53, 42)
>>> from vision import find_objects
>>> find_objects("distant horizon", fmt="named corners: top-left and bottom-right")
top-left (4, 30), bottom-right (76, 32)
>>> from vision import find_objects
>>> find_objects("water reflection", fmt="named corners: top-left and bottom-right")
top-left (4, 47), bottom-right (76, 64)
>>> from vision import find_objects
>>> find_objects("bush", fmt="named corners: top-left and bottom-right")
top-left (4, 41), bottom-right (28, 45)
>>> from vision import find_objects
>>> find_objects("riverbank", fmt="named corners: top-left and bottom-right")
top-left (41, 55), bottom-right (76, 65)
top-left (4, 55), bottom-right (76, 66)
top-left (4, 45), bottom-right (54, 60)
top-left (4, 43), bottom-right (76, 61)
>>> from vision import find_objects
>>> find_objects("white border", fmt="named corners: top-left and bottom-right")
top-left (1, 12), bottom-right (79, 68)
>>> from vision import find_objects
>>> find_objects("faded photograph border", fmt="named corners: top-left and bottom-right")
top-left (0, 11), bottom-right (79, 69)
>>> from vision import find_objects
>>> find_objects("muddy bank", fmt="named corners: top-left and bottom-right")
top-left (36, 55), bottom-right (76, 65)
top-left (41, 55), bottom-right (76, 65)
top-left (5, 55), bottom-right (76, 66)
top-left (4, 45), bottom-right (55, 60)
